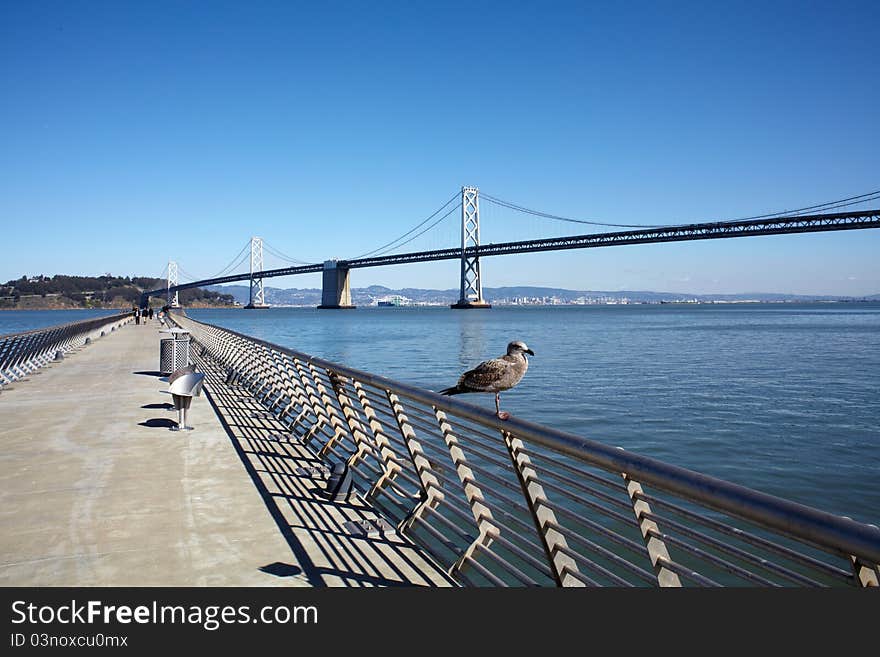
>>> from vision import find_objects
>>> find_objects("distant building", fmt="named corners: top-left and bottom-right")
top-left (374, 294), bottom-right (410, 307)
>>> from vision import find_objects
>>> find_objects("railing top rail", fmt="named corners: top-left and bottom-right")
top-left (172, 313), bottom-right (880, 564)
top-left (0, 311), bottom-right (132, 340)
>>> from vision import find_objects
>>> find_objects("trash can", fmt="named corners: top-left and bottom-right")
top-left (163, 369), bottom-right (205, 431)
top-left (159, 329), bottom-right (191, 374)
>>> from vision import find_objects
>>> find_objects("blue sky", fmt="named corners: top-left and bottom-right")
top-left (2, 1), bottom-right (878, 295)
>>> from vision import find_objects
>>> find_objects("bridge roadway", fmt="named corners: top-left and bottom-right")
top-left (0, 320), bottom-right (454, 587)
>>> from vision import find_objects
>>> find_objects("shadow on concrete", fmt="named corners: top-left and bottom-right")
top-left (139, 418), bottom-right (177, 429)
top-left (142, 402), bottom-right (174, 410)
top-left (259, 562), bottom-right (303, 578)
top-left (133, 371), bottom-right (163, 377)
top-left (191, 347), bottom-right (455, 589)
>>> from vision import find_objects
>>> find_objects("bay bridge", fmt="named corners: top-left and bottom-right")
top-left (145, 187), bottom-right (880, 309)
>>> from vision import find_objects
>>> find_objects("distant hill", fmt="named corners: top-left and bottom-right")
top-left (1, 274), bottom-right (235, 309)
top-left (208, 283), bottom-right (879, 307)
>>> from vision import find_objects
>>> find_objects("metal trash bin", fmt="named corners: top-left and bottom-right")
top-left (159, 329), bottom-right (191, 374)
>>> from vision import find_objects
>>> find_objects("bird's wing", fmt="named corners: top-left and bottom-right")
top-left (457, 357), bottom-right (515, 392)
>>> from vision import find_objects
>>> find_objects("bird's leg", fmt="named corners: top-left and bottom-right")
top-left (495, 392), bottom-right (510, 421)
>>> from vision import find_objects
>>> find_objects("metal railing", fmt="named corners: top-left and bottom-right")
top-left (170, 313), bottom-right (880, 587)
top-left (0, 312), bottom-right (133, 388)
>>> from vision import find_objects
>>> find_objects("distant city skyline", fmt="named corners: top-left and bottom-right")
top-left (208, 282), bottom-right (880, 307)
top-left (2, 1), bottom-right (878, 295)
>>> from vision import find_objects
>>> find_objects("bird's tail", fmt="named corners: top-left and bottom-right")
top-left (438, 386), bottom-right (462, 396)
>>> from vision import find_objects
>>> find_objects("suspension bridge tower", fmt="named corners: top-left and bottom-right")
top-left (167, 261), bottom-right (180, 308)
top-left (245, 236), bottom-right (270, 309)
top-left (451, 186), bottom-right (491, 309)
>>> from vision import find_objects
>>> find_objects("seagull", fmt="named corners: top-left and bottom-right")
top-left (439, 341), bottom-right (535, 420)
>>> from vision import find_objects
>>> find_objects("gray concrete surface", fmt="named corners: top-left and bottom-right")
top-left (0, 320), bottom-right (452, 586)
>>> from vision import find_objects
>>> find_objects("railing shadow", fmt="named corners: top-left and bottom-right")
top-left (193, 349), bottom-right (456, 588)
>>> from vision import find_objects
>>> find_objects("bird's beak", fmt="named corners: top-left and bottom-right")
top-left (526, 348), bottom-right (535, 356)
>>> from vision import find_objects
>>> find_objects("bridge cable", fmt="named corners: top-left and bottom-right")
top-left (346, 191), bottom-right (461, 260)
top-left (360, 202), bottom-right (462, 257)
top-left (151, 266), bottom-right (168, 284)
top-left (262, 241), bottom-right (315, 266)
top-left (192, 246), bottom-right (253, 283)
top-left (764, 191), bottom-right (880, 220)
top-left (176, 267), bottom-right (201, 283)
top-left (208, 240), bottom-right (252, 279)
top-left (481, 188), bottom-right (880, 231)
top-left (480, 194), bottom-right (668, 228)
top-left (689, 188), bottom-right (880, 224)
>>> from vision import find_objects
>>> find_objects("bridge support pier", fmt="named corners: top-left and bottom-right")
top-left (451, 186), bottom-right (491, 309)
top-left (318, 260), bottom-right (356, 309)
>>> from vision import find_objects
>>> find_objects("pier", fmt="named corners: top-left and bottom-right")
top-left (0, 317), bottom-right (453, 586)
top-left (2, 314), bottom-right (879, 587)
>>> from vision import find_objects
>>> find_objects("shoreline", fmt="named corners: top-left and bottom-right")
top-left (2, 299), bottom-right (876, 311)
top-left (0, 304), bottom-right (237, 311)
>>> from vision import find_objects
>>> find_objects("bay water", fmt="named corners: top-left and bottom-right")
top-left (4, 303), bottom-right (878, 526)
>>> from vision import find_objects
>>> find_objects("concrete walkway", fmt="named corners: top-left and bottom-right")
top-left (0, 320), bottom-right (453, 587)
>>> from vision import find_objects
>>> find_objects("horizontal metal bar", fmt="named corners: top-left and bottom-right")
top-left (551, 504), bottom-right (651, 560)
top-left (470, 542), bottom-right (543, 587)
top-left (444, 460), bottom-right (534, 509)
top-left (475, 499), bottom-right (548, 555)
top-left (656, 557), bottom-right (721, 587)
top-left (534, 465), bottom-right (636, 515)
top-left (433, 427), bottom-right (519, 474)
top-left (418, 503), bottom-right (476, 546)
top-left (528, 447), bottom-right (629, 494)
top-left (460, 554), bottom-right (509, 587)
top-left (543, 479), bottom-right (642, 531)
top-left (488, 533), bottom-right (555, 580)
top-left (555, 544), bottom-right (633, 587)
top-left (645, 529), bottom-right (780, 586)
top-left (640, 510), bottom-right (827, 586)
top-left (634, 492), bottom-right (851, 579)
top-left (546, 519), bottom-right (658, 585)
top-left (443, 417), bottom-right (519, 456)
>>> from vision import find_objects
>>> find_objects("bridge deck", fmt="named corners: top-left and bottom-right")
top-left (0, 320), bottom-right (454, 587)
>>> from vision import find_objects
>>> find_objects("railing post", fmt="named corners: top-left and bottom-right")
top-left (850, 556), bottom-right (879, 587)
top-left (304, 363), bottom-right (354, 459)
top-left (388, 392), bottom-right (444, 532)
top-left (275, 358), bottom-right (321, 434)
top-left (265, 352), bottom-right (295, 414)
top-left (435, 408), bottom-right (499, 578)
top-left (356, 382), bottom-right (402, 501)
top-left (329, 373), bottom-right (375, 467)
top-left (250, 346), bottom-right (276, 401)
top-left (622, 471), bottom-right (682, 587)
top-left (269, 358), bottom-right (305, 422)
top-left (290, 358), bottom-right (329, 446)
top-left (501, 430), bottom-right (583, 587)
top-left (846, 521), bottom-right (879, 587)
